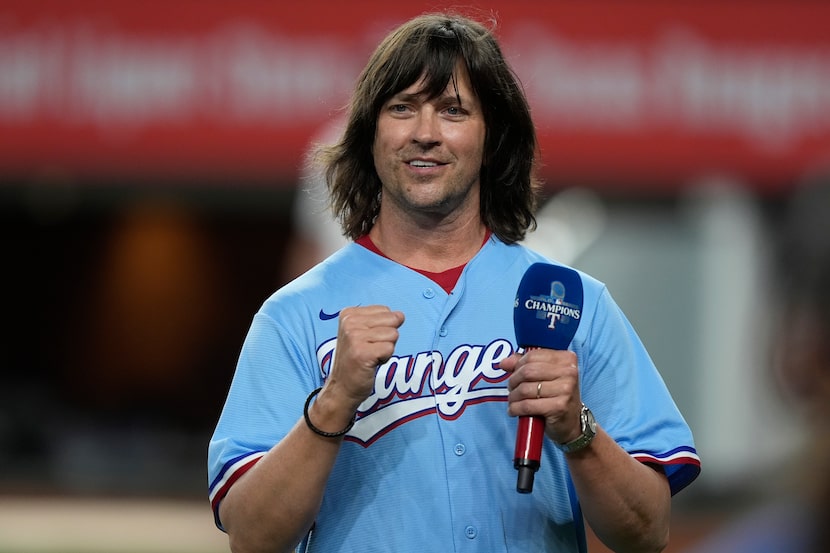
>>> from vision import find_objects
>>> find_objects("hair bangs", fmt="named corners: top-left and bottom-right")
top-left (379, 23), bottom-right (466, 106)
top-left (413, 26), bottom-right (465, 100)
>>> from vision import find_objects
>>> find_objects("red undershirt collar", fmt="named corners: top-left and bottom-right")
top-left (355, 231), bottom-right (492, 294)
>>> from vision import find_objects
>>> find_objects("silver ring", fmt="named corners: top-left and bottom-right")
top-left (536, 381), bottom-right (543, 400)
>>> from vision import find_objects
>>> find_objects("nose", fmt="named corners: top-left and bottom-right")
top-left (411, 110), bottom-right (441, 146)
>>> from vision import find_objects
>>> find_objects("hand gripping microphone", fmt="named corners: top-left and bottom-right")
top-left (513, 262), bottom-right (584, 493)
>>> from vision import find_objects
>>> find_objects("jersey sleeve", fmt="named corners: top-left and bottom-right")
top-left (576, 284), bottom-right (701, 496)
top-left (207, 305), bottom-right (321, 529)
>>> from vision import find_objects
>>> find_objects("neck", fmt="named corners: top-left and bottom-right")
top-left (369, 211), bottom-right (487, 272)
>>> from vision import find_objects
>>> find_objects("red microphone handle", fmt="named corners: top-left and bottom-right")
top-left (514, 414), bottom-right (545, 493)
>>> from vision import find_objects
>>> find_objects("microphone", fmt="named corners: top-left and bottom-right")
top-left (513, 262), bottom-right (584, 493)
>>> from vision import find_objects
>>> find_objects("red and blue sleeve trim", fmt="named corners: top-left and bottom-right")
top-left (208, 451), bottom-right (267, 530)
top-left (631, 445), bottom-right (701, 496)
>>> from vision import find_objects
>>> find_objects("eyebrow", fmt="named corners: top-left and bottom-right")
top-left (391, 89), bottom-right (465, 106)
top-left (391, 92), bottom-right (423, 103)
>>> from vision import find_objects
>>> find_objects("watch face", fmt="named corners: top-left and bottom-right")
top-left (557, 405), bottom-right (597, 453)
top-left (585, 408), bottom-right (597, 433)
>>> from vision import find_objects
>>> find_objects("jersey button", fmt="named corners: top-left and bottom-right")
top-left (465, 525), bottom-right (477, 539)
top-left (439, 326), bottom-right (448, 337)
top-left (422, 288), bottom-right (436, 299)
top-left (453, 443), bottom-right (466, 456)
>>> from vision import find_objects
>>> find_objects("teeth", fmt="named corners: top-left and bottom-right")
top-left (409, 160), bottom-right (437, 167)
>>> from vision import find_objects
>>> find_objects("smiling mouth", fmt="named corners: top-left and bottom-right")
top-left (408, 160), bottom-right (440, 168)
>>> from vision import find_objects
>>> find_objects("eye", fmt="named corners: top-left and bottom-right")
top-left (443, 104), bottom-right (467, 118)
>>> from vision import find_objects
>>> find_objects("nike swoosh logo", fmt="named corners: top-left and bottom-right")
top-left (319, 309), bottom-right (340, 321)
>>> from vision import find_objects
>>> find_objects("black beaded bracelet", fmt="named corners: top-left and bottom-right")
top-left (303, 387), bottom-right (355, 438)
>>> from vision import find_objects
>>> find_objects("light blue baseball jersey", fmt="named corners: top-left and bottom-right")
top-left (208, 236), bottom-right (700, 553)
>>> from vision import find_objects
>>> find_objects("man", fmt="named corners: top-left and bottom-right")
top-left (208, 12), bottom-right (700, 553)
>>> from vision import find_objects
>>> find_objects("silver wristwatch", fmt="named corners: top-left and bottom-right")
top-left (555, 404), bottom-right (597, 453)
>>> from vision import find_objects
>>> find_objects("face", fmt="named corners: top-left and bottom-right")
top-left (372, 64), bottom-right (486, 222)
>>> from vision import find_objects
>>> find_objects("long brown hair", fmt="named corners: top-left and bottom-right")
top-left (314, 12), bottom-right (540, 243)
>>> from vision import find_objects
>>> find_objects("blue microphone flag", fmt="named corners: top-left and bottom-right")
top-left (514, 262), bottom-right (584, 350)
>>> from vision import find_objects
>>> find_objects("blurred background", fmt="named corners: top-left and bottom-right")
top-left (1, 1), bottom-right (829, 551)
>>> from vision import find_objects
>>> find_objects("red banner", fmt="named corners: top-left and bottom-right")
top-left (2, 1), bottom-right (829, 191)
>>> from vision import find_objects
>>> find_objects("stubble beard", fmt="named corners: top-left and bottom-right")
top-left (389, 173), bottom-right (478, 223)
